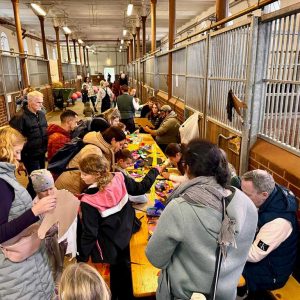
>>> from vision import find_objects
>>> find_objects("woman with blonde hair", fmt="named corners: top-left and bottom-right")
top-left (59, 263), bottom-right (110, 300)
top-left (0, 126), bottom-right (56, 299)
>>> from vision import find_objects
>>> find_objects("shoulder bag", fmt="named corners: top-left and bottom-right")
top-left (0, 222), bottom-right (41, 262)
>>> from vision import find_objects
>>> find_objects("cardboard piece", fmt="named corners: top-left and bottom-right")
top-left (38, 189), bottom-right (80, 239)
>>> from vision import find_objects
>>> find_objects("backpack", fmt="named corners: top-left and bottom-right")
top-left (48, 137), bottom-right (85, 175)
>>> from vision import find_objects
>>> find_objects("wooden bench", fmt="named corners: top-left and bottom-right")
top-left (269, 276), bottom-right (300, 300)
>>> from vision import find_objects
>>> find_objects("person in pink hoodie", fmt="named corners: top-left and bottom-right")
top-left (77, 153), bottom-right (162, 300)
top-left (47, 110), bottom-right (78, 161)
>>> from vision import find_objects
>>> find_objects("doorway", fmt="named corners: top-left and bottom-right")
top-left (103, 67), bottom-right (115, 83)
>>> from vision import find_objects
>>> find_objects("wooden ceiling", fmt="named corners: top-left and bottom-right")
top-left (0, 0), bottom-right (216, 47)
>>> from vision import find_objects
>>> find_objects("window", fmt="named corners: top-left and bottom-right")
top-left (35, 43), bottom-right (41, 56)
top-left (23, 39), bottom-right (28, 54)
top-left (0, 32), bottom-right (10, 52)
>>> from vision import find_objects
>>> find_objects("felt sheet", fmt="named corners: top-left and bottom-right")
top-left (38, 189), bottom-right (80, 239)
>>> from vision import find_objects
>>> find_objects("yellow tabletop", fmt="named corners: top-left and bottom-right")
top-left (128, 133), bottom-right (166, 297)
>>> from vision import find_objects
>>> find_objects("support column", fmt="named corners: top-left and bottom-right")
top-left (86, 48), bottom-right (90, 75)
top-left (216, 0), bottom-right (229, 27)
top-left (11, 0), bottom-right (29, 87)
top-left (65, 34), bottom-right (71, 63)
top-left (54, 26), bottom-right (63, 82)
top-left (127, 46), bottom-right (129, 64)
top-left (38, 16), bottom-right (52, 85)
top-left (129, 40), bottom-right (133, 63)
top-left (83, 45), bottom-right (87, 77)
top-left (150, 0), bottom-right (157, 53)
top-left (168, 0), bottom-right (175, 99)
top-left (136, 26), bottom-right (141, 59)
top-left (141, 16), bottom-right (147, 56)
top-left (132, 33), bottom-right (136, 61)
top-left (72, 39), bottom-right (77, 64)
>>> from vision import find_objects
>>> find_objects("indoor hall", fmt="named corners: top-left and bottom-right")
top-left (0, 1), bottom-right (300, 300)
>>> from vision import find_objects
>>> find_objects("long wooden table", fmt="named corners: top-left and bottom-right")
top-left (128, 133), bottom-right (165, 297)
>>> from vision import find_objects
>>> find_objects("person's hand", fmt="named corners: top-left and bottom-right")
top-left (162, 172), bottom-right (170, 180)
top-left (31, 194), bottom-right (57, 216)
top-left (17, 163), bottom-right (27, 176)
top-left (154, 165), bottom-right (163, 174)
top-left (143, 126), bottom-right (150, 133)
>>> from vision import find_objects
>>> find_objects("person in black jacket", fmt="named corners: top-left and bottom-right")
top-left (9, 91), bottom-right (48, 197)
top-left (76, 154), bottom-right (161, 300)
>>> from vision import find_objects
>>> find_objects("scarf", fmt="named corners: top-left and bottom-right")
top-left (167, 176), bottom-right (237, 258)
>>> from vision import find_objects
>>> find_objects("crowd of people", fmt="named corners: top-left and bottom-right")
top-left (0, 72), bottom-right (298, 300)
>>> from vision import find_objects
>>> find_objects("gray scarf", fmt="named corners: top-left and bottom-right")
top-left (167, 176), bottom-right (237, 258)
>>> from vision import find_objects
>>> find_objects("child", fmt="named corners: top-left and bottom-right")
top-left (117, 122), bottom-right (130, 135)
top-left (59, 263), bottom-right (110, 300)
top-left (161, 143), bottom-right (188, 187)
top-left (83, 102), bottom-right (94, 118)
top-left (77, 154), bottom-right (161, 299)
top-left (30, 169), bottom-right (77, 286)
top-left (114, 149), bottom-right (133, 176)
top-left (81, 85), bottom-right (89, 104)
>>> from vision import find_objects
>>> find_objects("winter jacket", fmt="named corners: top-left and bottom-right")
top-left (77, 170), bottom-right (158, 264)
top-left (117, 94), bottom-right (135, 120)
top-left (9, 107), bottom-right (48, 159)
top-left (0, 162), bottom-right (54, 300)
top-left (146, 177), bottom-right (258, 300)
top-left (243, 185), bottom-right (298, 292)
top-left (47, 124), bottom-right (71, 161)
top-left (55, 131), bottom-right (115, 195)
top-left (154, 111), bottom-right (180, 145)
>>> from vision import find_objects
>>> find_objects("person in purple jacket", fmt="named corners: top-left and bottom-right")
top-left (0, 126), bottom-right (56, 299)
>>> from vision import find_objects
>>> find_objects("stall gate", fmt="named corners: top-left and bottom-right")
top-left (128, 3), bottom-right (300, 174)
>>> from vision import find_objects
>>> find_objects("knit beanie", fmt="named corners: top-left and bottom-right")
top-left (30, 169), bottom-right (54, 193)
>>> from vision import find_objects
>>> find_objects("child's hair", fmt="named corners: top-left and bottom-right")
top-left (117, 122), bottom-right (126, 131)
top-left (165, 143), bottom-right (183, 157)
top-left (79, 154), bottom-right (113, 191)
top-left (59, 263), bottom-right (110, 300)
top-left (84, 102), bottom-right (91, 107)
top-left (115, 149), bottom-right (133, 162)
top-left (0, 126), bottom-right (26, 166)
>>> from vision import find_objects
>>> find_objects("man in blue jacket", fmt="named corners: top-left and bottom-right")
top-left (241, 170), bottom-right (298, 299)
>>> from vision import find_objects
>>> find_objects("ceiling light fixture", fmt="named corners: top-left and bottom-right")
top-left (62, 26), bottom-right (72, 34)
top-left (86, 45), bottom-right (90, 49)
top-left (123, 29), bottom-right (127, 36)
top-left (127, 3), bottom-right (133, 16)
top-left (119, 49), bottom-right (122, 52)
top-left (78, 39), bottom-right (84, 44)
top-left (120, 45), bottom-right (122, 49)
top-left (30, 3), bottom-right (47, 16)
top-left (121, 39), bottom-right (124, 44)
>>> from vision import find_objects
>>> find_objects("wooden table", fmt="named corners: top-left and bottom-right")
top-left (134, 117), bottom-right (154, 129)
top-left (128, 133), bottom-right (166, 297)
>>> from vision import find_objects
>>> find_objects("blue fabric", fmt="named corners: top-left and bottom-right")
top-left (243, 184), bottom-right (299, 292)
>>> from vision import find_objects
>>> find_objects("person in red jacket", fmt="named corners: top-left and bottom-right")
top-left (47, 110), bottom-right (78, 161)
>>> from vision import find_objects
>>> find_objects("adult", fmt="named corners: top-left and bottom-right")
top-left (143, 105), bottom-right (180, 152)
top-left (82, 77), bottom-right (97, 112)
top-left (147, 102), bottom-right (162, 129)
top-left (9, 90), bottom-right (48, 197)
top-left (0, 126), bottom-right (56, 300)
top-left (47, 110), bottom-right (78, 161)
top-left (140, 97), bottom-right (154, 118)
top-left (97, 81), bottom-right (114, 113)
top-left (146, 139), bottom-right (258, 300)
top-left (116, 85), bottom-right (139, 133)
top-left (119, 72), bottom-right (128, 86)
top-left (55, 126), bottom-right (126, 195)
top-left (241, 170), bottom-right (298, 296)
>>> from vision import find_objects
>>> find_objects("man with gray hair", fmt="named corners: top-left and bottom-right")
top-left (10, 90), bottom-right (48, 197)
top-left (241, 169), bottom-right (298, 298)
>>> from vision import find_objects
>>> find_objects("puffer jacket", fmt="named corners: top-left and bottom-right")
top-left (0, 162), bottom-right (54, 300)
top-left (154, 111), bottom-right (180, 145)
top-left (9, 107), bottom-right (48, 159)
top-left (47, 124), bottom-right (71, 161)
top-left (55, 131), bottom-right (115, 195)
